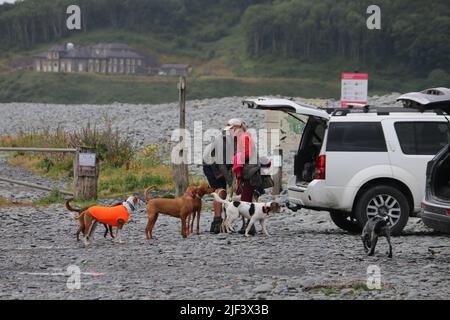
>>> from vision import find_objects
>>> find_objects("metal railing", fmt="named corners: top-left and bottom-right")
top-left (0, 147), bottom-right (78, 196)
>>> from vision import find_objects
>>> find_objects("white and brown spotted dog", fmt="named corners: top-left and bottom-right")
top-left (212, 193), bottom-right (281, 236)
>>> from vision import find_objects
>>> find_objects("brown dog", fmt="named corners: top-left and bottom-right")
top-left (66, 196), bottom-right (142, 246)
top-left (187, 182), bottom-right (215, 235)
top-left (144, 185), bottom-right (211, 239)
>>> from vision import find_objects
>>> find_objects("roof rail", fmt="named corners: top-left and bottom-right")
top-left (330, 106), bottom-right (442, 116)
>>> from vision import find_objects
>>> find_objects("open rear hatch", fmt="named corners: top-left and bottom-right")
top-left (400, 88), bottom-right (450, 202)
top-left (243, 97), bottom-right (329, 185)
top-left (397, 87), bottom-right (450, 114)
top-left (243, 97), bottom-right (330, 120)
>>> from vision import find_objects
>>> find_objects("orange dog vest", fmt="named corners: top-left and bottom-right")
top-left (88, 205), bottom-right (130, 227)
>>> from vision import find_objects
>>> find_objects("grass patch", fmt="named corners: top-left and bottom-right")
top-left (305, 280), bottom-right (384, 297)
top-left (351, 282), bottom-right (373, 291)
top-left (33, 189), bottom-right (66, 206)
top-left (0, 124), bottom-right (176, 200)
top-left (0, 71), bottom-right (343, 104)
top-left (98, 160), bottom-right (174, 197)
top-left (2, 69), bottom-right (447, 105)
top-left (32, 191), bottom-right (99, 207)
top-left (4, 152), bottom-right (175, 199)
top-left (311, 287), bottom-right (343, 296)
top-left (67, 198), bottom-right (98, 209)
top-left (0, 196), bottom-right (32, 207)
top-left (8, 154), bottom-right (73, 180)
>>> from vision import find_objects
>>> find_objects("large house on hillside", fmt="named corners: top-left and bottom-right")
top-left (33, 43), bottom-right (146, 74)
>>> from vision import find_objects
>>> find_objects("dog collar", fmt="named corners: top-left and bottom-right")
top-left (125, 201), bottom-right (135, 212)
top-left (186, 192), bottom-right (200, 199)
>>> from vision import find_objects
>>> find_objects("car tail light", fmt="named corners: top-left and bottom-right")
top-left (313, 155), bottom-right (326, 180)
top-left (448, 210), bottom-right (450, 215)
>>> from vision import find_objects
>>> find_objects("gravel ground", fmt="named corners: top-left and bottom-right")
top-left (0, 158), bottom-right (448, 300)
top-left (0, 96), bottom-right (449, 300)
top-left (0, 194), bottom-right (449, 300)
top-left (0, 97), bottom-right (266, 148)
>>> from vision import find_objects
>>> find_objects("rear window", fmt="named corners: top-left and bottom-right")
top-left (327, 122), bottom-right (387, 152)
top-left (394, 122), bottom-right (449, 155)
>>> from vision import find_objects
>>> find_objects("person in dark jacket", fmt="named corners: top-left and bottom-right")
top-left (203, 118), bottom-right (257, 234)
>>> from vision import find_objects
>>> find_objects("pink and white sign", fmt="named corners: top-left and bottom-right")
top-left (340, 72), bottom-right (368, 108)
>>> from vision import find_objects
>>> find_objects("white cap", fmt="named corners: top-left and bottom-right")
top-left (224, 118), bottom-right (246, 130)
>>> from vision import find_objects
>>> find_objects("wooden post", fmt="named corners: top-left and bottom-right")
top-left (73, 147), bottom-right (99, 200)
top-left (173, 76), bottom-right (189, 196)
top-left (271, 147), bottom-right (283, 195)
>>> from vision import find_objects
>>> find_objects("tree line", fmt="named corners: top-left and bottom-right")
top-left (0, 0), bottom-right (268, 50)
top-left (242, 0), bottom-right (450, 76)
top-left (0, 0), bottom-right (448, 76)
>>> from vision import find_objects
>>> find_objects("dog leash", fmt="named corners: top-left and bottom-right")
top-left (227, 173), bottom-right (235, 201)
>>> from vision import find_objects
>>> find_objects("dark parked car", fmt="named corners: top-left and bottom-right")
top-left (422, 145), bottom-right (450, 233)
top-left (397, 87), bottom-right (450, 233)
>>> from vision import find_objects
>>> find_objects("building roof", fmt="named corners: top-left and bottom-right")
top-left (65, 46), bottom-right (92, 59)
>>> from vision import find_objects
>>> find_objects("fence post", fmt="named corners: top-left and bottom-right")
top-left (173, 76), bottom-right (189, 196)
top-left (271, 147), bottom-right (283, 195)
top-left (73, 147), bottom-right (99, 200)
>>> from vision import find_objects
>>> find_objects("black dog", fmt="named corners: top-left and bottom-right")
top-left (361, 215), bottom-right (393, 258)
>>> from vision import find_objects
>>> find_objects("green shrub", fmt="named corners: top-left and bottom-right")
top-left (67, 116), bottom-right (135, 168)
top-left (34, 189), bottom-right (65, 206)
top-left (37, 158), bottom-right (54, 173)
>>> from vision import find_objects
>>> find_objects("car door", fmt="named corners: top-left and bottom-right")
top-left (325, 120), bottom-right (391, 188)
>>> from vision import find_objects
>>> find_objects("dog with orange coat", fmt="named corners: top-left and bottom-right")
top-left (65, 195), bottom-right (143, 246)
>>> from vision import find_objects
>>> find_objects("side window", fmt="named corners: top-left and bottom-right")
top-left (326, 122), bottom-right (387, 152)
top-left (394, 122), bottom-right (449, 155)
top-left (312, 122), bottom-right (325, 146)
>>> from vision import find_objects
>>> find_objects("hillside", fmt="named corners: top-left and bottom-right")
top-left (0, 0), bottom-right (449, 103)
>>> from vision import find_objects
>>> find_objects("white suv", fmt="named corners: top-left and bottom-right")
top-left (244, 88), bottom-right (450, 235)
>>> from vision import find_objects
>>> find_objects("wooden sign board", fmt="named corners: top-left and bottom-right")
top-left (79, 153), bottom-right (96, 167)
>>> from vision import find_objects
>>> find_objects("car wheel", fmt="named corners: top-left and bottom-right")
top-left (355, 185), bottom-right (409, 236)
top-left (329, 211), bottom-right (362, 234)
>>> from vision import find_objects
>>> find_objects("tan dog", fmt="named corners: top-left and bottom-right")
top-left (187, 182), bottom-right (215, 235)
top-left (144, 185), bottom-right (211, 239)
top-left (66, 196), bottom-right (142, 246)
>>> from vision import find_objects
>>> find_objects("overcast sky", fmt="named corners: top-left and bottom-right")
top-left (0, 0), bottom-right (17, 4)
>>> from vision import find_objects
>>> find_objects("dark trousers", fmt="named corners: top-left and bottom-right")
top-left (240, 180), bottom-right (255, 202)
